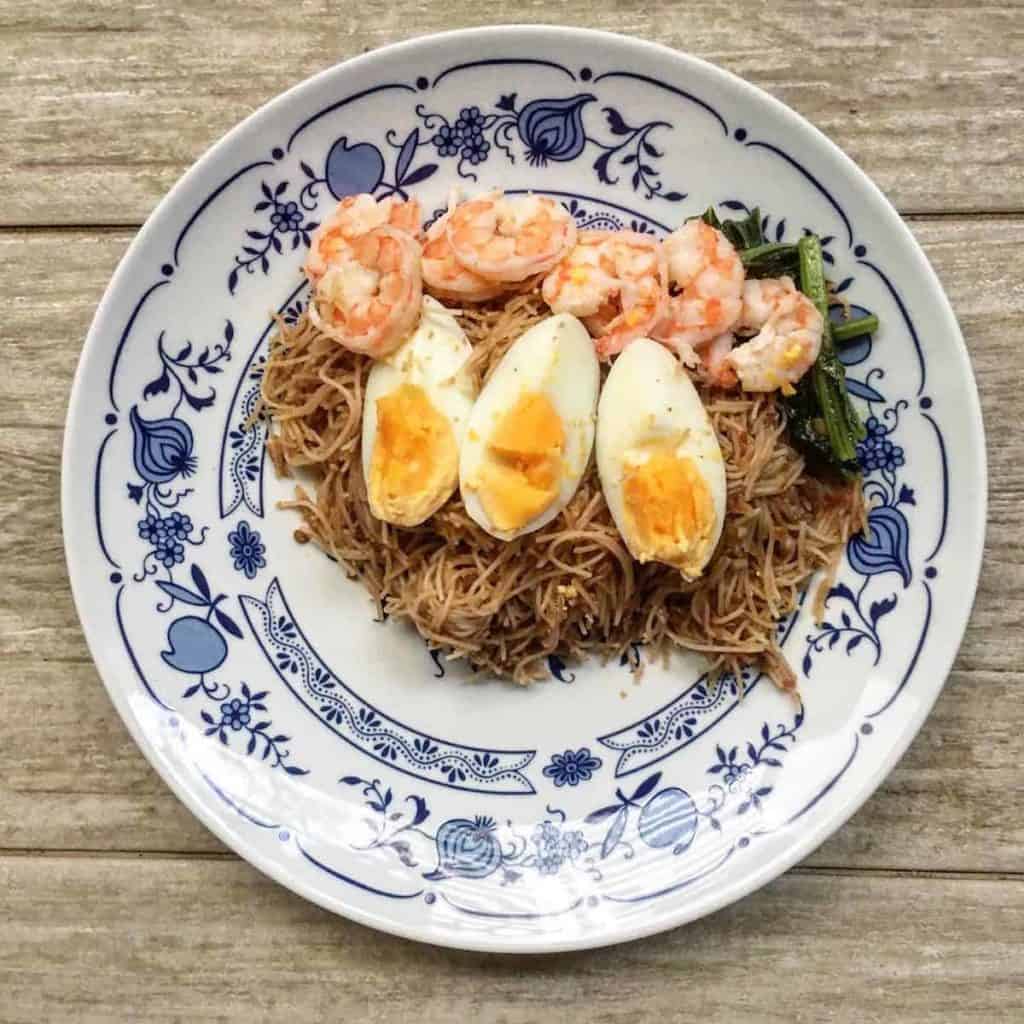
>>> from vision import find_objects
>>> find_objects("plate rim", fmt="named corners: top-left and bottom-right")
top-left (61, 23), bottom-right (988, 953)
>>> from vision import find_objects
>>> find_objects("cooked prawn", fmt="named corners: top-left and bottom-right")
top-left (727, 276), bottom-right (823, 393)
top-left (542, 230), bottom-right (667, 358)
top-left (308, 226), bottom-right (422, 357)
top-left (421, 208), bottom-right (507, 302)
top-left (446, 190), bottom-right (576, 283)
top-left (700, 332), bottom-right (738, 387)
top-left (654, 220), bottom-right (745, 353)
top-left (305, 194), bottom-right (421, 283)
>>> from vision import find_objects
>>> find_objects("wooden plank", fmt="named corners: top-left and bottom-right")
top-left (2, 2), bottom-right (1023, 225)
top-left (1, 216), bottom-right (1022, 868)
top-left (1, 856), bottom-right (1021, 1022)
top-left (4, 216), bottom-right (1020, 648)
top-left (2, 655), bottom-right (1021, 870)
top-left (0, 228), bottom-right (130, 429)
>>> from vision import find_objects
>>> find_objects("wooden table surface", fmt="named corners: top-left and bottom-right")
top-left (2, 2), bottom-right (1023, 1020)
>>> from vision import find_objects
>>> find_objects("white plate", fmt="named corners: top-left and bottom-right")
top-left (63, 26), bottom-right (985, 952)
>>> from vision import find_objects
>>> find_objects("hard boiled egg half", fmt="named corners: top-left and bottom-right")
top-left (361, 296), bottom-right (477, 526)
top-left (597, 338), bottom-right (726, 579)
top-left (460, 314), bottom-right (599, 540)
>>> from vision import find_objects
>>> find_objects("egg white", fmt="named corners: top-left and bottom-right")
top-left (459, 313), bottom-right (599, 540)
top-left (597, 337), bottom-right (727, 577)
top-left (361, 296), bottom-right (477, 522)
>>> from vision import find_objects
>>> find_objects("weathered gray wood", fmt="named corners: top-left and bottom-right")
top-left (2, 2), bottom-right (1023, 225)
top-left (4, 217), bottom-right (1020, 655)
top-left (1, 216), bottom-right (1022, 870)
top-left (3, 2), bottom-right (1024, 1000)
top-left (1, 656), bottom-right (1021, 870)
top-left (1, 856), bottom-right (1021, 1022)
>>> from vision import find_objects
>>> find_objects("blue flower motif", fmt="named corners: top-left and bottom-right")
top-left (431, 123), bottom-right (463, 157)
top-left (454, 106), bottom-right (486, 136)
top-left (857, 416), bottom-right (905, 473)
top-left (154, 533), bottom-right (185, 569)
top-left (227, 520), bottom-right (266, 579)
top-left (542, 747), bottom-right (603, 787)
top-left (516, 93), bottom-right (595, 166)
top-left (130, 406), bottom-right (196, 484)
top-left (137, 513), bottom-right (166, 545)
top-left (531, 822), bottom-right (564, 874)
top-left (560, 830), bottom-right (588, 860)
top-left (220, 697), bottom-right (252, 731)
top-left (163, 511), bottom-right (193, 541)
top-left (461, 133), bottom-right (491, 166)
top-left (858, 434), bottom-right (905, 473)
top-left (724, 762), bottom-right (751, 791)
top-left (270, 200), bottom-right (303, 231)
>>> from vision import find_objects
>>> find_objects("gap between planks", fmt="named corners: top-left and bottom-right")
top-left (0, 847), bottom-right (1021, 883)
top-left (5, 211), bottom-right (1024, 236)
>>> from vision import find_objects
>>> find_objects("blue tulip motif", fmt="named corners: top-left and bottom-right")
top-left (130, 406), bottom-right (196, 484)
top-left (162, 615), bottom-right (228, 675)
top-left (325, 136), bottom-right (385, 200)
top-left (848, 505), bottom-right (912, 586)
top-left (517, 93), bottom-right (595, 166)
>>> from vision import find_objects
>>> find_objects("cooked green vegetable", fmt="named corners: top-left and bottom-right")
top-left (699, 206), bottom-right (797, 277)
top-left (789, 235), bottom-right (865, 476)
top-left (740, 241), bottom-right (800, 279)
top-left (700, 205), bottom-right (765, 251)
top-left (700, 206), bottom-right (874, 478)
top-left (832, 314), bottom-right (879, 346)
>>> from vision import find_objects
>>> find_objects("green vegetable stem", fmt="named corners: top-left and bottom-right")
top-left (698, 205), bottom-right (878, 478)
top-left (788, 235), bottom-right (866, 475)
top-left (832, 314), bottom-right (879, 346)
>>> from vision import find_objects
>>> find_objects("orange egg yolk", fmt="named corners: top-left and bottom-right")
top-left (369, 382), bottom-right (457, 526)
top-left (622, 449), bottom-right (716, 576)
top-left (477, 392), bottom-right (565, 532)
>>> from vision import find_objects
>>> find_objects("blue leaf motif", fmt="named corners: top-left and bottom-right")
top-left (601, 806), bottom-right (629, 860)
top-left (517, 93), bottom-right (595, 166)
top-left (130, 406), bottom-right (196, 484)
top-left (401, 163), bottom-right (437, 187)
top-left (848, 505), bottom-right (912, 586)
top-left (603, 106), bottom-right (632, 136)
top-left (869, 594), bottom-right (898, 626)
top-left (154, 580), bottom-right (207, 607)
top-left (395, 129), bottom-right (419, 185)
top-left (844, 377), bottom-right (886, 403)
top-left (191, 564), bottom-right (211, 599)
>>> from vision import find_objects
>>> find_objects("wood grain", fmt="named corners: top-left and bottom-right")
top-left (1, 856), bottom-right (1021, 1022)
top-left (2, 655), bottom-right (1022, 870)
top-left (2, 2), bottom-right (1024, 225)
top-left (1, 217), bottom-right (1022, 871)
top-left (3, 4), bottom-right (1024, 1008)
top-left (4, 218), bottom-right (1021, 655)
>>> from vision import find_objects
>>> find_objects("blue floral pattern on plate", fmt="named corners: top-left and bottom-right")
top-left (543, 748), bottom-right (603, 787)
top-left (66, 34), bottom-right (980, 949)
top-left (227, 520), bottom-right (266, 579)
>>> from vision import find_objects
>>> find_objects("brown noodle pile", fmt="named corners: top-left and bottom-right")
top-left (261, 293), bottom-right (866, 690)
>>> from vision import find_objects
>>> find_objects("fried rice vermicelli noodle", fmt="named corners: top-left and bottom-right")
top-left (261, 293), bottom-right (866, 690)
